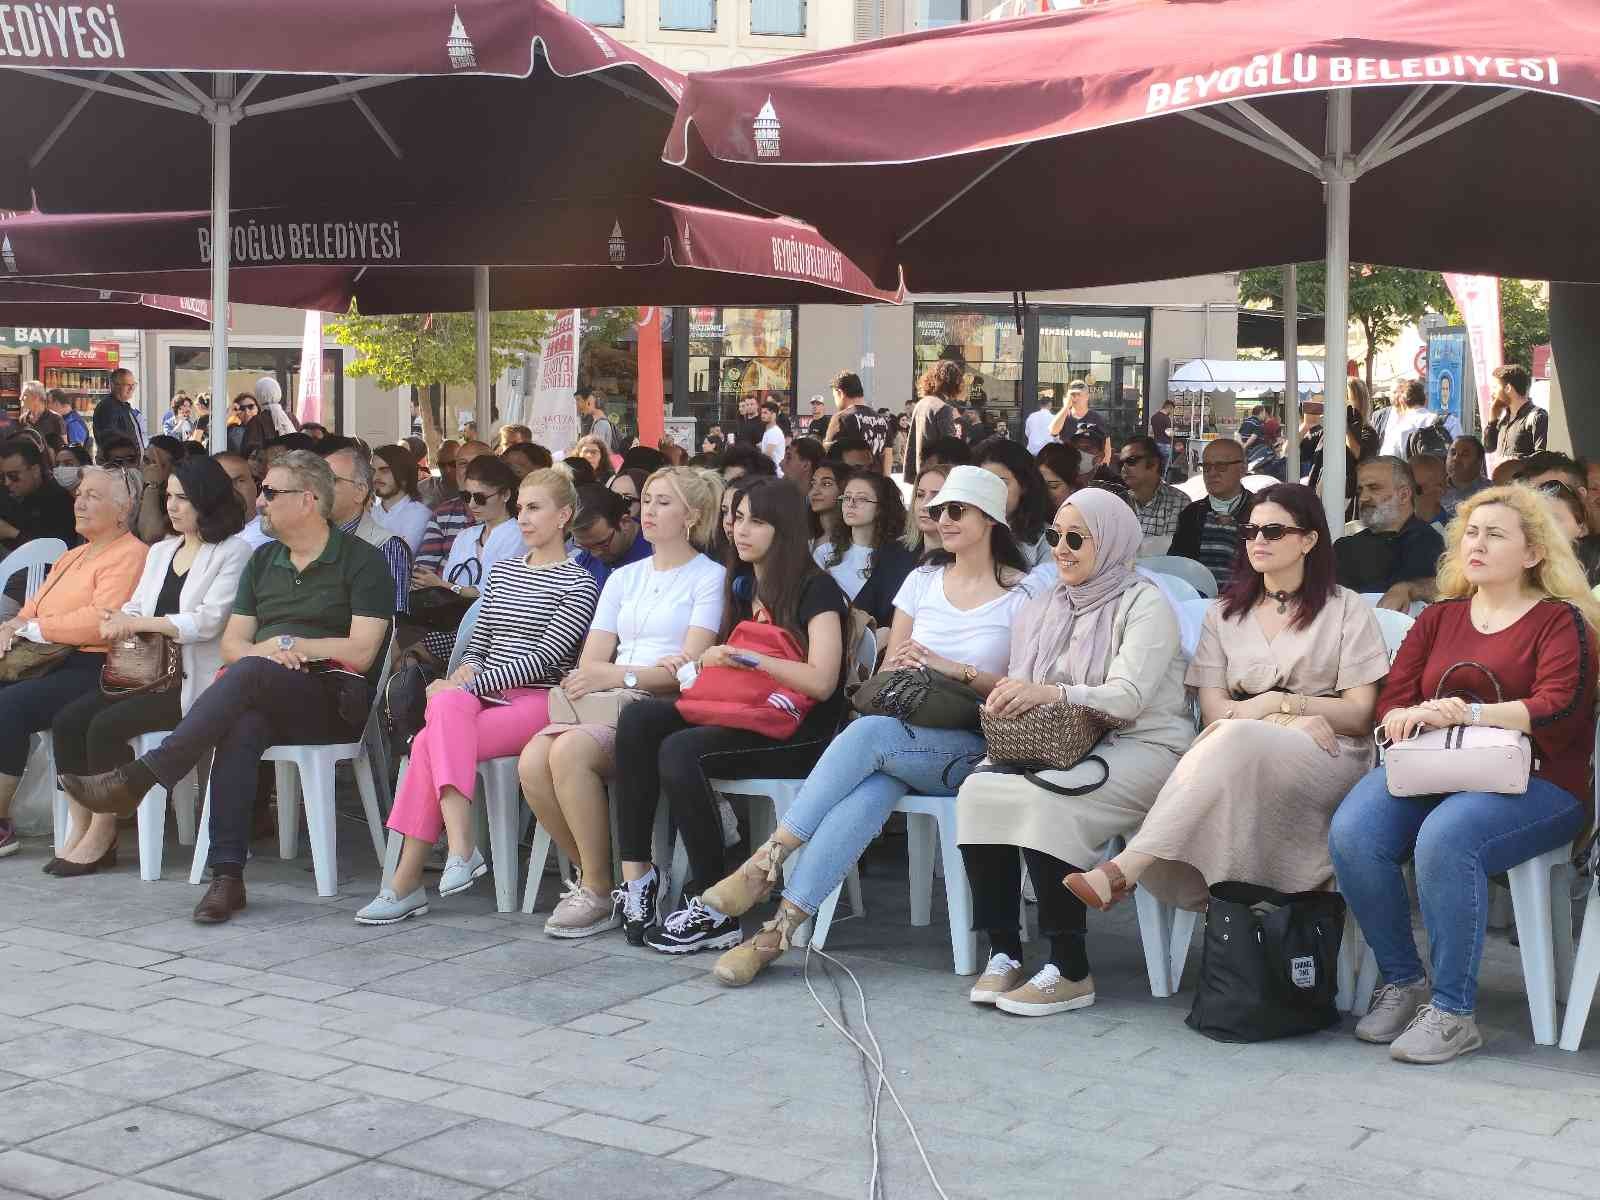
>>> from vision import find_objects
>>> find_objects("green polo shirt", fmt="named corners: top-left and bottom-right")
top-left (234, 525), bottom-right (393, 679)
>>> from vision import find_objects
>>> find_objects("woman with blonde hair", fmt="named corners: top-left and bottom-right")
top-left (519, 466), bottom-right (725, 939)
top-left (902, 463), bottom-right (949, 560)
top-left (1331, 486), bottom-right (1600, 1064)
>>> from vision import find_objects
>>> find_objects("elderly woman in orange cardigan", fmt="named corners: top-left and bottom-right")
top-left (0, 466), bottom-right (147, 861)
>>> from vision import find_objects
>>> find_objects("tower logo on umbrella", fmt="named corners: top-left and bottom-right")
top-left (447, 6), bottom-right (478, 71)
top-left (754, 98), bottom-right (781, 158)
top-left (1, 237), bottom-right (14, 274)
top-left (608, 221), bottom-right (626, 264)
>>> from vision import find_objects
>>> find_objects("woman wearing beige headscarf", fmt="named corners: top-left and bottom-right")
top-left (957, 486), bottom-right (1194, 1017)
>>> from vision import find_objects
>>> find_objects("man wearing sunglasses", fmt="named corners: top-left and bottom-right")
top-left (0, 437), bottom-right (76, 555)
top-left (1521, 452), bottom-right (1600, 584)
top-left (1335, 456), bottom-right (1443, 612)
top-left (1118, 435), bottom-right (1188, 556)
top-left (1169, 438), bottom-right (1254, 589)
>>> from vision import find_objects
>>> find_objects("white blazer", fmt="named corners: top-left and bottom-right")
top-left (120, 534), bottom-right (253, 713)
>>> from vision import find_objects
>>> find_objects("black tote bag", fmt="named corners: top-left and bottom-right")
top-left (1185, 882), bottom-right (1346, 1043)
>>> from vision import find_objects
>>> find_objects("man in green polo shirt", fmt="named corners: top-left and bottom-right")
top-left (62, 451), bottom-right (391, 924)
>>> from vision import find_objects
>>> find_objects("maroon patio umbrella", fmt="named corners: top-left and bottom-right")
top-left (0, 282), bottom-right (216, 330)
top-left (664, 0), bottom-right (1600, 522)
top-left (0, 201), bottom-right (904, 309)
top-left (0, 0), bottom-right (704, 445)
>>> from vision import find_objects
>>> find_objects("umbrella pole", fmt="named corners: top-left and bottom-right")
top-left (474, 267), bottom-right (492, 442)
top-left (208, 75), bottom-right (235, 456)
top-left (1284, 265), bottom-right (1300, 481)
top-left (1321, 90), bottom-right (1352, 531)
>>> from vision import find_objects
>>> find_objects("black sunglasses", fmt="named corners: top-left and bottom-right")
top-left (260, 485), bottom-right (308, 502)
top-left (1239, 522), bottom-right (1308, 542)
top-left (234, 402), bottom-right (257, 412)
top-left (1044, 528), bottom-right (1093, 550)
top-left (1536, 480), bottom-right (1582, 504)
top-left (462, 489), bottom-right (501, 506)
top-left (1118, 455), bottom-right (1152, 469)
top-left (927, 501), bottom-right (971, 522)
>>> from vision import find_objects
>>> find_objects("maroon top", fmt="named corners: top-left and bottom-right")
top-left (1377, 598), bottom-right (1597, 800)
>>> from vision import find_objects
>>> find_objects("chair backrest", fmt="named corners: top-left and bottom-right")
top-left (1176, 597), bottom-right (1213, 660)
top-left (1151, 573), bottom-right (1200, 604)
top-left (851, 623), bottom-right (878, 686)
top-left (1142, 555), bottom-right (1219, 598)
top-left (0, 538), bottom-right (68, 600)
top-left (1369, 607), bottom-right (1414, 663)
top-left (445, 596), bottom-right (485, 675)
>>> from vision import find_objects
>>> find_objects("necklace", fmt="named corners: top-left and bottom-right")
top-left (1266, 588), bottom-right (1297, 615)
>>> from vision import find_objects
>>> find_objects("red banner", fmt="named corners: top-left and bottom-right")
top-left (635, 307), bottom-right (664, 451)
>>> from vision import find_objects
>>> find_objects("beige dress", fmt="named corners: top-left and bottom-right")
top-left (1132, 586), bottom-right (1389, 910)
top-left (957, 581), bottom-right (1195, 868)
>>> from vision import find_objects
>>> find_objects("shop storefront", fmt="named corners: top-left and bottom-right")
top-left (912, 303), bottom-right (1151, 442)
top-left (168, 344), bottom-right (345, 432)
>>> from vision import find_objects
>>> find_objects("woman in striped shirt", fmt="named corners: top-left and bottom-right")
top-left (357, 469), bottom-right (599, 925)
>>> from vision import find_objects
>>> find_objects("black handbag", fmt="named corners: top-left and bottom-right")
top-left (407, 586), bottom-right (474, 631)
top-left (1185, 882), bottom-right (1346, 1043)
top-left (847, 665), bottom-right (983, 730)
top-left (383, 662), bottom-right (432, 747)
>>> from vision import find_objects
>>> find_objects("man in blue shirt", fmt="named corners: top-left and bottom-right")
top-left (569, 485), bottom-right (650, 589)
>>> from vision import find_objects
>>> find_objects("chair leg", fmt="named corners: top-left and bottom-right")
top-left (275, 761), bottom-right (300, 860)
top-left (351, 751), bottom-right (387, 866)
top-left (801, 883), bottom-right (845, 950)
top-left (1133, 885), bottom-right (1176, 998)
top-left (173, 773), bottom-right (197, 846)
top-left (188, 784), bottom-right (213, 886)
top-left (906, 812), bottom-right (936, 928)
top-left (1355, 938), bottom-right (1381, 1009)
top-left (934, 814), bottom-right (979, 976)
top-left (484, 790), bottom-right (520, 915)
top-left (381, 828), bottom-right (403, 891)
top-left (298, 758), bottom-right (339, 898)
top-left (1508, 853), bottom-right (1560, 1046)
top-left (1170, 907), bottom-right (1200, 994)
top-left (522, 824), bottom-right (555, 914)
top-left (1559, 885), bottom-right (1600, 1051)
top-left (844, 865), bottom-right (864, 919)
top-left (1553, 862), bottom-right (1575, 996)
top-left (52, 786), bottom-right (70, 857)
top-left (1338, 919), bottom-right (1368, 1014)
top-left (135, 788), bottom-right (166, 882)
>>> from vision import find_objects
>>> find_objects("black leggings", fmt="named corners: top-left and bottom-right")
top-left (613, 698), bottom-right (829, 894)
top-left (962, 842), bottom-right (1089, 972)
top-left (52, 686), bottom-right (184, 776)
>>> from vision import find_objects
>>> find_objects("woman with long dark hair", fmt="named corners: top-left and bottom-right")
top-left (699, 466), bottom-right (1037, 986)
top-left (977, 437), bottom-right (1056, 567)
top-left (806, 459), bottom-right (844, 547)
top-left (815, 469), bottom-right (916, 628)
top-left (612, 478), bottom-right (849, 953)
top-left (1035, 442), bottom-right (1082, 513)
top-left (1063, 483), bottom-right (1387, 914)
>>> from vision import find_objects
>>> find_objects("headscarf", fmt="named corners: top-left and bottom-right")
top-left (255, 376), bottom-right (299, 438)
top-left (1013, 485), bottom-right (1144, 688)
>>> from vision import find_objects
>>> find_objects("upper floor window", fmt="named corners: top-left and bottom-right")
top-left (751, 0), bottom-right (805, 35)
top-left (570, 0), bottom-right (626, 25)
top-left (916, 0), bottom-right (967, 29)
top-left (661, 0), bottom-right (717, 30)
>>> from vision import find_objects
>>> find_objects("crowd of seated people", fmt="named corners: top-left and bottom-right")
top-left (3, 371), bottom-right (1592, 1068)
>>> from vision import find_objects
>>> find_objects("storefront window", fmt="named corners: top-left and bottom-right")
top-left (684, 306), bottom-right (796, 436)
top-left (170, 346), bottom-right (344, 431)
top-left (913, 307), bottom-right (1024, 434)
top-left (1036, 310), bottom-right (1148, 443)
top-left (575, 308), bottom-right (673, 448)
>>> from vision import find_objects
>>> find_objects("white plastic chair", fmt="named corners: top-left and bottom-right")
top-left (1148, 573), bottom-right (1200, 604)
top-left (189, 625), bottom-right (396, 897)
top-left (50, 731), bottom-right (200, 881)
top-left (1140, 555), bottom-right (1218, 598)
top-left (7, 541), bottom-right (69, 832)
top-left (1560, 866), bottom-right (1600, 1051)
top-left (0, 537), bottom-right (67, 600)
top-left (1368, 606), bottom-right (1415, 658)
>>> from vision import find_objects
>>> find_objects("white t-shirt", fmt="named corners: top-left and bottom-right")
top-left (1379, 406), bottom-right (1432, 458)
top-left (442, 519), bottom-right (524, 589)
top-left (376, 496), bottom-right (433, 556)
top-left (591, 553), bottom-right (725, 667)
top-left (760, 424), bottom-right (786, 476)
top-left (239, 515), bottom-right (272, 549)
top-left (891, 565), bottom-right (1037, 676)
top-left (812, 541), bottom-right (872, 601)
top-left (1025, 407), bottom-right (1055, 454)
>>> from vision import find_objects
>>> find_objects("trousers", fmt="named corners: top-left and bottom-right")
top-left (52, 685), bottom-right (184, 776)
top-left (143, 657), bottom-right (361, 869)
top-left (0, 652), bottom-right (104, 776)
top-left (962, 842), bottom-right (1087, 939)
top-left (387, 686), bottom-right (551, 844)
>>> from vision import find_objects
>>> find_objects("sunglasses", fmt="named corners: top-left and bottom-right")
top-left (260, 485), bottom-right (308, 502)
top-left (462, 489), bottom-right (501, 506)
top-left (1044, 528), bottom-right (1093, 550)
top-left (1239, 523), bottom-right (1308, 542)
top-left (927, 501), bottom-right (974, 523)
top-left (1536, 480), bottom-right (1582, 504)
top-left (1118, 455), bottom-right (1152, 469)
top-left (234, 402), bottom-right (257, 413)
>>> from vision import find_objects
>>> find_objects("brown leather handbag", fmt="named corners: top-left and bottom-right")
top-left (101, 631), bottom-right (182, 697)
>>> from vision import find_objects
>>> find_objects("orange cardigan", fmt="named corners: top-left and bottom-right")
top-left (17, 533), bottom-right (149, 652)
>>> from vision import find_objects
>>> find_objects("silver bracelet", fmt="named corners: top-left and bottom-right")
top-left (1054, 682), bottom-right (1070, 704)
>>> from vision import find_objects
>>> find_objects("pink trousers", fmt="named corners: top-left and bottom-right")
top-left (386, 686), bottom-right (551, 843)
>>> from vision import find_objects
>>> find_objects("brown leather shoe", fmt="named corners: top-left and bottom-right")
top-left (59, 766), bottom-right (147, 819)
top-left (193, 876), bottom-right (247, 924)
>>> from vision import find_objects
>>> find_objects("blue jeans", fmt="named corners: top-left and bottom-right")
top-left (779, 716), bottom-right (984, 915)
top-left (1329, 767), bottom-right (1583, 1015)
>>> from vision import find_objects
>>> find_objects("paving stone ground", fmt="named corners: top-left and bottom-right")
top-left (2, 804), bottom-right (1598, 1200)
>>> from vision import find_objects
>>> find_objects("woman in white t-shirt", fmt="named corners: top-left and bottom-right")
top-left (814, 468), bottom-right (920, 629)
top-left (700, 466), bottom-right (1038, 986)
top-left (519, 467), bottom-right (725, 940)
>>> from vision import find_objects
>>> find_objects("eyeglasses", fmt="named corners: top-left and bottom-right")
top-left (1044, 528), bottom-right (1093, 550)
top-left (928, 501), bottom-right (971, 522)
top-left (1201, 459), bottom-right (1246, 472)
top-left (462, 489), bottom-right (500, 507)
top-left (1118, 455), bottom-right (1152, 469)
top-left (1239, 523), bottom-right (1308, 542)
top-left (840, 494), bottom-right (878, 508)
top-left (573, 528), bottom-right (617, 553)
top-left (105, 454), bottom-right (140, 467)
top-left (260, 486), bottom-right (308, 503)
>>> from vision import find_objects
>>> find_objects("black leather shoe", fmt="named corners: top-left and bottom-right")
top-left (51, 842), bottom-right (118, 878)
top-left (193, 876), bottom-right (247, 924)
top-left (60, 767), bottom-right (146, 819)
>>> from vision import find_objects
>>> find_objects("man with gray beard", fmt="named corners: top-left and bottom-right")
top-left (1334, 456), bottom-right (1443, 611)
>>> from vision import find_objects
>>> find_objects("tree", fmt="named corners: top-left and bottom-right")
top-left (1239, 264), bottom-right (1450, 389)
top-left (326, 307), bottom-right (552, 454)
top-left (1489, 279), bottom-right (1548, 370)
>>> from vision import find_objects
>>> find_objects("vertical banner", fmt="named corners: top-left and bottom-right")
top-left (1426, 328), bottom-right (1467, 433)
top-left (1442, 274), bottom-right (1502, 427)
top-left (526, 308), bottom-right (581, 456)
top-left (635, 307), bottom-right (664, 451)
top-left (295, 309), bottom-right (323, 426)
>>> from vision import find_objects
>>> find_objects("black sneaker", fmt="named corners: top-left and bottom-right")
top-left (614, 868), bottom-right (666, 947)
top-left (644, 897), bottom-right (742, 955)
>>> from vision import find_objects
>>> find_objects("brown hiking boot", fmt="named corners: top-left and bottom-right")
top-left (712, 906), bottom-right (806, 987)
top-left (701, 837), bottom-right (793, 919)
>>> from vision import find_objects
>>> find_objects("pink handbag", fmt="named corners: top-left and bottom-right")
top-left (1379, 662), bottom-right (1535, 797)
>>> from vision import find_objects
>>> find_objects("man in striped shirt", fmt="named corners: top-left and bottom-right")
top-left (415, 440), bottom-right (489, 574)
top-left (1169, 438), bottom-right (1254, 591)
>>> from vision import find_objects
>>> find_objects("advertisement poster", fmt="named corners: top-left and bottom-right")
top-left (525, 309), bottom-right (581, 456)
top-left (295, 310), bottom-right (323, 426)
top-left (1426, 327), bottom-right (1466, 431)
top-left (1442, 274), bottom-right (1502, 427)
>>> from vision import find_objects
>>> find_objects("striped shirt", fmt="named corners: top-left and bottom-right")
top-left (415, 496), bottom-right (474, 574)
top-left (459, 557), bottom-right (599, 697)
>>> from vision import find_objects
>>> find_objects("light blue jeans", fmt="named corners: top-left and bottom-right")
top-left (779, 716), bottom-right (985, 914)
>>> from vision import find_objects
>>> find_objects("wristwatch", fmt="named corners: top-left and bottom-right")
top-left (277, 635), bottom-right (294, 652)
top-left (961, 663), bottom-right (978, 685)
top-left (1470, 702), bottom-right (1482, 726)
top-left (449, 582), bottom-right (465, 596)
top-left (623, 670), bottom-right (639, 688)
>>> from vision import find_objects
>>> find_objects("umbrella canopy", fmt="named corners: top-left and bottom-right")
top-left (0, 201), bottom-right (903, 310)
top-left (0, 281), bottom-right (214, 330)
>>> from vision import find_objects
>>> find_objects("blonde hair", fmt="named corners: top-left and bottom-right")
top-left (519, 468), bottom-right (578, 529)
top-left (1438, 485), bottom-right (1600, 636)
top-left (645, 466), bottom-right (721, 551)
top-left (902, 464), bottom-right (948, 554)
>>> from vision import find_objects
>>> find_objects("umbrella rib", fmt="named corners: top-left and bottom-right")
top-left (896, 143), bottom-right (1027, 246)
top-left (1222, 101), bottom-right (1323, 175)
top-left (1181, 109), bottom-right (1322, 178)
top-left (111, 71), bottom-right (189, 105)
top-left (338, 77), bottom-right (405, 161)
top-left (1360, 85), bottom-right (1461, 169)
top-left (28, 70), bottom-right (108, 170)
top-left (165, 71), bottom-right (218, 109)
top-left (585, 70), bottom-right (678, 117)
top-left (18, 68), bottom-right (201, 114)
top-left (241, 75), bottom-right (412, 119)
top-left (233, 74), bottom-right (269, 109)
top-left (1354, 85), bottom-right (1434, 170)
top-left (1366, 88), bottom-right (1522, 172)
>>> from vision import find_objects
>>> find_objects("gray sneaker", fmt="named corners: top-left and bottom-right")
top-left (355, 887), bottom-right (429, 925)
top-left (1390, 1003), bottom-right (1483, 1064)
top-left (439, 848), bottom-right (487, 897)
top-left (1354, 979), bottom-right (1431, 1044)
top-left (545, 876), bottom-right (620, 939)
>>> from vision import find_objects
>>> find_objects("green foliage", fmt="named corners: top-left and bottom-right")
top-left (1489, 280), bottom-right (1548, 370)
top-left (325, 308), bottom-right (553, 391)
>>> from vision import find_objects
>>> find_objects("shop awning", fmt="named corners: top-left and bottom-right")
top-left (1169, 359), bottom-right (1325, 397)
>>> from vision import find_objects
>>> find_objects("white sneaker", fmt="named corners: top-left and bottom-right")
top-left (969, 952), bottom-right (1026, 1004)
top-left (545, 875), bottom-right (621, 939)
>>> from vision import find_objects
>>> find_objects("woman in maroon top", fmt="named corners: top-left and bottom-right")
top-left (1331, 486), bottom-right (1599, 1065)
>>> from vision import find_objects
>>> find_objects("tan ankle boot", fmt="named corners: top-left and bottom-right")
top-left (712, 906), bottom-right (806, 987)
top-left (701, 837), bottom-right (793, 918)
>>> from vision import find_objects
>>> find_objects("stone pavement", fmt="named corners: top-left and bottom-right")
top-left (1, 815), bottom-right (1599, 1200)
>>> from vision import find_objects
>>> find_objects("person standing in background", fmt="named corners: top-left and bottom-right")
top-left (824, 372), bottom-right (893, 475)
top-left (1149, 397), bottom-right (1174, 474)
top-left (50, 390), bottom-right (88, 448)
top-left (577, 388), bottom-right (615, 453)
top-left (1484, 364), bottom-right (1545, 461)
top-left (1026, 392), bottom-right (1056, 455)
top-left (92, 368), bottom-right (145, 451)
top-left (20, 381), bottom-right (65, 445)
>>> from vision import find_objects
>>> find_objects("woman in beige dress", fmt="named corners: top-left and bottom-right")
top-left (956, 487), bottom-right (1194, 1017)
top-left (1066, 482), bottom-right (1388, 914)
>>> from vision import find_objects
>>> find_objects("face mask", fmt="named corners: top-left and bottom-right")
top-left (1078, 451), bottom-right (1098, 475)
top-left (53, 466), bottom-right (81, 489)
